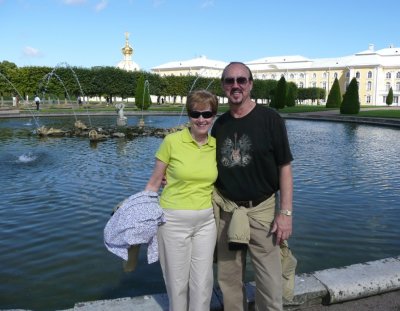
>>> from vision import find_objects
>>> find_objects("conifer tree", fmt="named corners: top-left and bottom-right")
top-left (135, 76), bottom-right (152, 110)
top-left (286, 82), bottom-right (297, 107)
top-left (326, 78), bottom-right (341, 108)
top-left (386, 87), bottom-right (393, 106)
top-left (275, 76), bottom-right (287, 109)
top-left (340, 78), bottom-right (360, 114)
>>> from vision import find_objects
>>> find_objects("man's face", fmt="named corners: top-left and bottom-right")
top-left (221, 64), bottom-right (253, 106)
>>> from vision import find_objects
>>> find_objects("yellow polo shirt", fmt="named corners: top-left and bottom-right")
top-left (156, 127), bottom-right (217, 210)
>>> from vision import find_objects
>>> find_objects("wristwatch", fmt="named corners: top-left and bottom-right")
top-left (280, 209), bottom-right (292, 216)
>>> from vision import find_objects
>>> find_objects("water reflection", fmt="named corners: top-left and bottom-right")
top-left (0, 116), bottom-right (399, 311)
top-left (287, 120), bottom-right (400, 273)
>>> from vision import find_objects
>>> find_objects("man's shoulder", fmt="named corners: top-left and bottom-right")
top-left (254, 105), bottom-right (284, 120)
top-left (255, 104), bottom-right (278, 114)
top-left (214, 111), bottom-right (230, 124)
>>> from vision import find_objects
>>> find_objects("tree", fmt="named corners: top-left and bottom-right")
top-left (0, 61), bottom-right (19, 99)
top-left (273, 76), bottom-right (287, 109)
top-left (286, 82), bottom-right (297, 107)
top-left (386, 87), bottom-right (393, 106)
top-left (326, 78), bottom-right (342, 108)
top-left (135, 75), bottom-right (152, 110)
top-left (340, 78), bottom-right (360, 114)
top-left (251, 79), bottom-right (266, 104)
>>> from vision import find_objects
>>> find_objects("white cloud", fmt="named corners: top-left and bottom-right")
top-left (201, 0), bottom-right (214, 8)
top-left (152, 0), bottom-right (164, 8)
top-left (23, 46), bottom-right (43, 57)
top-left (94, 0), bottom-right (107, 12)
top-left (63, 0), bottom-right (86, 5)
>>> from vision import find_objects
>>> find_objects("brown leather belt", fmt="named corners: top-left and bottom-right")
top-left (233, 195), bottom-right (270, 208)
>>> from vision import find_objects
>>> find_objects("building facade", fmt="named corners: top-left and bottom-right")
top-left (151, 55), bottom-right (227, 78)
top-left (151, 44), bottom-right (400, 106)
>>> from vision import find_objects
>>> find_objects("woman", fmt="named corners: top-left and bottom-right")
top-left (145, 89), bottom-right (219, 311)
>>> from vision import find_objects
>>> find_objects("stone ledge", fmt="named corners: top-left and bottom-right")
top-left (312, 256), bottom-right (400, 304)
top-left (67, 256), bottom-right (400, 311)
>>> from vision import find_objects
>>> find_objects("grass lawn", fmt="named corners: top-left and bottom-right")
top-left (357, 109), bottom-right (400, 118)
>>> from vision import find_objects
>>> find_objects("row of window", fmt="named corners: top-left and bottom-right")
top-left (352, 71), bottom-right (400, 79)
top-left (365, 81), bottom-right (400, 92)
top-left (365, 96), bottom-right (399, 104)
top-left (296, 80), bottom-right (400, 92)
top-left (261, 71), bottom-right (400, 80)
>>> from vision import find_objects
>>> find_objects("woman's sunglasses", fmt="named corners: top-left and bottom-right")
top-left (189, 111), bottom-right (214, 119)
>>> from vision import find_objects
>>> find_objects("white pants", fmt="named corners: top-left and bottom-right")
top-left (158, 208), bottom-right (217, 311)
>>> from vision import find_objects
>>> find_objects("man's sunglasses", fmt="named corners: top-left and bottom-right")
top-left (223, 76), bottom-right (249, 86)
top-left (189, 110), bottom-right (214, 119)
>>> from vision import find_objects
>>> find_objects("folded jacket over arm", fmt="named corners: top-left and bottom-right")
top-left (104, 190), bottom-right (166, 264)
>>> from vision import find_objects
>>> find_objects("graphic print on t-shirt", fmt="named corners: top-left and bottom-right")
top-left (221, 132), bottom-right (252, 167)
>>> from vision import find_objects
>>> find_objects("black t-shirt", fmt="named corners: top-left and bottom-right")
top-left (211, 104), bottom-right (293, 201)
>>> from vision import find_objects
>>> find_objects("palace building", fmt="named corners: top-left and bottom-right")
top-left (151, 44), bottom-right (400, 106)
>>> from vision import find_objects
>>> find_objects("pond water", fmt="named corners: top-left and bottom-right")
top-left (0, 115), bottom-right (399, 311)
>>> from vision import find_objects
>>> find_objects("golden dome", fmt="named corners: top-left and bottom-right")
top-left (122, 32), bottom-right (133, 56)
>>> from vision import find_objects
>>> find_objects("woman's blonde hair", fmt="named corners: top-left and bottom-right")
top-left (186, 90), bottom-right (218, 115)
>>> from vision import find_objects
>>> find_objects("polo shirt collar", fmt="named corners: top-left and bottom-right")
top-left (182, 127), bottom-right (215, 147)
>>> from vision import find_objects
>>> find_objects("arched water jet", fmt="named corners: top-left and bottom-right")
top-left (0, 72), bottom-right (40, 128)
top-left (139, 80), bottom-right (150, 127)
top-left (44, 62), bottom-right (92, 127)
top-left (39, 72), bottom-right (79, 121)
top-left (206, 79), bottom-right (214, 90)
top-left (177, 75), bottom-right (202, 125)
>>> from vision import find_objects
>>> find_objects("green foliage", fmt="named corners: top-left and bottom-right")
top-left (286, 82), bottom-right (298, 107)
top-left (0, 61), bottom-right (19, 97)
top-left (274, 76), bottom-right (287, 109)
top-left (251, 79), bottom-right (266, 103)
top-left (135, 75), bottom-right (144, 109)
top-left (251, 79), bottom-right (278, 104)
top-left (135, 75), bottom-right (152, 110)
top-left (0, 63), bottom-right (340, 110)
top-left (386, 87), bottom-right (393, 106)
top-left (340, 78), bottom-right (360, 114)
top-left (326, 78), bottom-right (342, 108)
top-left (296, 87), bottom-right (325, 104)
top-left (207, 78), bottom-right (224, 97)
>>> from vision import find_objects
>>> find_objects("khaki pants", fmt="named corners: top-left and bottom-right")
top-left (217, 210), bottom-right (283, 311)
top-left (158, 208), bottom-right (217, 311)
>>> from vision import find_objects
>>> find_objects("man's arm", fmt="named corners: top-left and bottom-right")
top-left (271, 162), bottom-right (293, 245)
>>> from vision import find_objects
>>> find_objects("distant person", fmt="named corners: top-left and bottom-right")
top-left (34, 95), bottom-right (40, 111)
top-left (145, 89), bottom-right (219, 311)
top-left (78, 96), bottom-right (82, 106)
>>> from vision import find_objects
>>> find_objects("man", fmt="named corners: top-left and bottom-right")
top-left (34, 95), bottom-right (40, 111)
top-left (211, 62), bottom-right (293, 311)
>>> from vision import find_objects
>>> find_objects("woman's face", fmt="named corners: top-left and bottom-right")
top-left (188, 104), bottom-right (214, 137)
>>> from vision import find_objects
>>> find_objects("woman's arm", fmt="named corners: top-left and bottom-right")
top-left (145, 159), bottom-right (168, 192)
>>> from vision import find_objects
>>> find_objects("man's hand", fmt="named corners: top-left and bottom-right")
top-left (271, 213), bottom-right (292, 246)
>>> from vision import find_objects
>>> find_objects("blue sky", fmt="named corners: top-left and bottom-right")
top-left (1, 0), bottom-right (399, 71)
